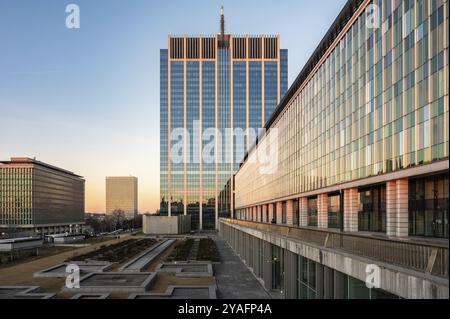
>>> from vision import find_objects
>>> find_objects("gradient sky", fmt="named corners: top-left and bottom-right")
top-left (0, 0), bottom-right (347, 213)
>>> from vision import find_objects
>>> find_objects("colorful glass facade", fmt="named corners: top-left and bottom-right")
top-left (235, 0), bottom-right (448, 238)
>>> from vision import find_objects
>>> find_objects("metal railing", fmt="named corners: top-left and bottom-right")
top-left (221, 218), bottom-right (449, 278)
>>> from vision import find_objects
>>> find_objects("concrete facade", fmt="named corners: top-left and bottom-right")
top-left (343, 188), bottom-right (358, 232)
top-left (220, 220), bottom-right (449, 299)
top-left (142, 215), bottom-right (191, 235)
top-left (0, 157), bottom-right (85, 235)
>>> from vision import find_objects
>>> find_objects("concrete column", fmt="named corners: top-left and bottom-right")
top-left (299, 197), bottom-right (308, 227)
top-left (318, 194), bottom-right (329, 229)
top-left (387, 179), bottom-right (409, 237)
top-left (396, 179), bottom-right (409, 237)
top-left (268, 203), bottom-right (274, 222)
top-left (323, 266), bottom-right (334, 299)
top-left (344, 188), bottom-right (358, 232)
top-left (386, 180), bottom-right (397, 236)
top-left (286, 200), bottom-right (294, 225)
top-left (276, 202), bottom-right (283, 224)
top-left (262, 205), bottom-right (267, 223)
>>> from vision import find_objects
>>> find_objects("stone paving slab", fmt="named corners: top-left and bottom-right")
top-left (62, 272), bottom-right (156, 293)
top-left (119, 239), bottom-right (176, 272)
top-left (71, 293), bottom-right (111, 299)
top-left (128, 285), bottom-right (217, 299)
top-left (0, 286), bottom-right (56, 299)
top-left (155, 262), bottom-right (213, 277)
top-left (34, 261), bottom-right (112, 278)
top-left (213, 237), bottom-right (271, 299)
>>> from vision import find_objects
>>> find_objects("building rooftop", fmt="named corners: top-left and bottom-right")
top-left (0, 157), bottom-right (83, 178)
top-left (0, 237), bottom-right (42, 244)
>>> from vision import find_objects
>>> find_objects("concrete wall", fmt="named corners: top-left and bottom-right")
top-left (143, 215), bottom-right (191, 235)
top-left (219, 220), bottom-right (449, 299)
top-left (0, 238), bottom-right (43, 252)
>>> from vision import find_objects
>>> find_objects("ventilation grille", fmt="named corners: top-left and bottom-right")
top-left (170, 37), bottom-right (216, 59)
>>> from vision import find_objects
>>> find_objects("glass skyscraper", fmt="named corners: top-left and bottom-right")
top-left (160, 10), bottom-right (288, 230)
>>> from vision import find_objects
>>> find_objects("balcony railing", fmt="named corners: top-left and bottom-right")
top-left (220, 218), bottom-right (449, 278)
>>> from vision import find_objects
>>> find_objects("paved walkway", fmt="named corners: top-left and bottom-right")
top-left (187, 239), bottom-right (199, 261)
top-left (120, 239), bottom-right (176, 272)
top-left (213, 237), bottom-right (270, 299)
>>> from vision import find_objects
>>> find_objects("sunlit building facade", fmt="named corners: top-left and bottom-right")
top-left (105, 176), bottom-right (138, 219)
top-left (221, 0), bottom-right (449, 299)
top-left (160, 9), bottom-right (288, 230)
top-left (0, 157), bottom-right (85, 235)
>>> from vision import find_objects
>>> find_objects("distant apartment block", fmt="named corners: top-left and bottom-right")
top-left (0, 157), bottom-right (85, 236)
top-left (105, 176), bottom-right (138, 219)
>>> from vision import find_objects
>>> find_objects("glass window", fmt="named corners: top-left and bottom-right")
top-left (328, 194), bottom-right (342, 229)
top-left (409, 174), bottom-right (449, 238)
top-left (297, 256), bottom-right (317, 299)
top-left (307, 197), bottom-right (318, 227)
top-left (358, 185), bottom-right (386, 232)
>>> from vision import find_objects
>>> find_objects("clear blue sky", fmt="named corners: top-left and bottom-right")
top-left (0, 0), bottom-right (347, 213)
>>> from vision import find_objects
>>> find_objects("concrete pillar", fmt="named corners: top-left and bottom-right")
top-left (318, 194), bottom-right (329, 229)
top-left (333, 270), bottom-right (347, 299)
top-left (286, 200), bottom-right (294, 225)
top-left (387, 179), bottom-right (409, 237)
top-left (323, 266), bottom-right (334, 299)
top-left (268, 203), bottom-right (274, 223)
top-left (386, 180), bottom-right (397, 236)
top-left (299, 197), bottom-right (308, 227)
top-left (396, 179), bottom-right (409, 237)
top-left (276, 202), bottom-right (283, 224)
top-left (344, 188), bottom-right (358, 232)
top-left (316, 264), bottom-right (324, 299)
top-left (262, 205), bottom-right (267, 223)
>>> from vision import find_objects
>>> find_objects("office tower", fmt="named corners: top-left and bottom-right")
top-left (222, 0), bottom-right (449, 299)
top-left (105, 176), bottom-right (138, 219)
top-left (160, 7), bottom-right (288, 230)
top-left (0, 157), bottom-right (85, 235)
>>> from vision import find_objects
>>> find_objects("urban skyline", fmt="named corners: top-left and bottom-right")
top-left (0, 0), bottom-right (347, 213)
